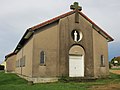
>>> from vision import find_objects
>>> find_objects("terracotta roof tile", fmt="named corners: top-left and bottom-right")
top-left (30, 10), bottom-right (75, 31)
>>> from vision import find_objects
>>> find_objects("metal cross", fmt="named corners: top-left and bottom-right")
top-left (70, 2), bottom-right (82, 11)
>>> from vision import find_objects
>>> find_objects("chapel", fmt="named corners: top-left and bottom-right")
top-left (5, 2), bottom-right (113, 83)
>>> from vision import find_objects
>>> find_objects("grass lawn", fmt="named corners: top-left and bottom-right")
top-left (110, 68), bottom-right (120, 70)
top-left (0, 71), bottom-right (120, 90)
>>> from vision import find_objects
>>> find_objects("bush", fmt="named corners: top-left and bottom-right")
top-left (109, 62), bottom-right (112, 69)
top-left (0, 65), bottom-right (4, 70)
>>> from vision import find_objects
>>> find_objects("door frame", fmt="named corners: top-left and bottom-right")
top-left (69, 45), bottom-right (85, 77)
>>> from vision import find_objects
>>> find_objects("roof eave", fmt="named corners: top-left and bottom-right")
top-left (14, 28), bottom-right (34, 54)
top-left (79, 11), bottom-right (114, 42)
top-left (5, 52), bottom-right (16, 59)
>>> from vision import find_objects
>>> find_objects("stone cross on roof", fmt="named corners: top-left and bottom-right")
top-left (70, 2), bottom-right (82, 23)
top-left (70, 2), bottom-right (82, 11)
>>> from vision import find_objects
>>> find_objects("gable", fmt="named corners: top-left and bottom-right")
top-left (29, 11), bottom-right (113, 42)
top-left (13, 10), bottom-right (113, 54)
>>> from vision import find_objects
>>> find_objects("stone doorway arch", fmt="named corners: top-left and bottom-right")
top-left (69, 45), bottom-right (85, 77)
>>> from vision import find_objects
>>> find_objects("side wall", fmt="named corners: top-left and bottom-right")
top-left (32, 22), bottom-right (59, 77)
top-left (93, 30), bottom-right (109, 78)
top-left (6, 55), bottom-right (16, 72)
top-left (15, 37), bottom-right (33, 77)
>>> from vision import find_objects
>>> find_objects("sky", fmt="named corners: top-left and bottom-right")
top-left (0, 0), bottom-right (120, 63)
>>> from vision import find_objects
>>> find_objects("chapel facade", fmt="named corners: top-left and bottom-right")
top-left (5, 2), bottom-right (113, 83)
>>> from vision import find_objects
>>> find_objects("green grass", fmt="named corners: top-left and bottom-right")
top-left (95, 73), bottom-right (120, 84)
top-left (110, 68), bottom-right (120, 70)
top-left (0, 71), bottom-right (120, 90)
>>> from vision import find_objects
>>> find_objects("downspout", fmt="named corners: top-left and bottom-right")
top-left (21, 48), bottom-right (23, 75)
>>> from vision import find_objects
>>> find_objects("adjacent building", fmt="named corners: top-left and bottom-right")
top-left (5, 52), bottom-right (16, 72)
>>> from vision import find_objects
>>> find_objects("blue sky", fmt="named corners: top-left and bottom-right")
top-left (0, 0), bottom-right (120, 63)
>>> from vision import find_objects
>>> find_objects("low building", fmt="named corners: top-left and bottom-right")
top-left (5, 52), bottom-right (16, 73)
top-left (5, 2), bottom-right (113, 83)
top-left (111, 56), bottom-right (120, 67)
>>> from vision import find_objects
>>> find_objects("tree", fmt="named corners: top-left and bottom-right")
top-left (110, 56), bottom-right (120, 66)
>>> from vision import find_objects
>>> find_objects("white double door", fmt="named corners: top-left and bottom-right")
top-left (69, 55), bottom-right (84, 77)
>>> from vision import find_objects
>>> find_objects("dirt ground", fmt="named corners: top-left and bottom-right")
top-left (89, 70), bottom-right (120, 90)
top-left (89, 84), bottom-right (120, 90)
top-left (109, 70), bottom-right (120, 75)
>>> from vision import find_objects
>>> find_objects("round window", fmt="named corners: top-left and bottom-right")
top-left (71, 30), bottom-right (83, 42)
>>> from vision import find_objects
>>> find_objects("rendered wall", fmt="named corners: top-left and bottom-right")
top-left (93, 30), bottom-right (109, 78)
top-left (6, 55), bottom-right (16, 72)
top-left (15, 37), bottom-right (33, 77)
top-left (14, 12), bottom-right (109, 79)
top-left (32, 22), bottom-right (59, 77)
top-left (59, 13), bottom-right (94, 77)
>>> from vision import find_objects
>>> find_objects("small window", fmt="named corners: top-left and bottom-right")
top-left (18, 59), bottom-right (20, 67)
top-left (101, 55), bottom-right (105, 67)
top-left (19, 56), bottom-right (26, 67)
top-left (16, 61), bottom-right (17, 67)
top-left (16, 60), bottom-right (20, 67)
top-left (22, 56), bottom-right (25, 67)
top-left (16, 60), bottom-right (18, 67)
top-left (20, 58), bottom-right (22, 67)
top-left (40, 51), bottom-right (45, 65)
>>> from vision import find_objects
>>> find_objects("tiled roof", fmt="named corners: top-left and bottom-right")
top-left (29, 10), bottom-right (113, 41)
top-left (13, 10), bottom-right (113, 53)
top-left (30, 10), bottom-right (75, 31)
top-left (5, 52), bottom-right (16, 59)
top-left (79, 12), bottom-right (114, 41)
